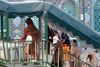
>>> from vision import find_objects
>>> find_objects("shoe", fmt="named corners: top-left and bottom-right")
top-left (22, 63), bottom-right (27, 65)
top-left (34, 63), bottom-right (40, 65)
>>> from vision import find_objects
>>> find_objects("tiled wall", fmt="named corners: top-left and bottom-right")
top-left (9, 17), bottom-right (24, 39)
top-left (81, 0), bottom-right (91, 27)
top-left (9, 0), bottom-right (24, 39)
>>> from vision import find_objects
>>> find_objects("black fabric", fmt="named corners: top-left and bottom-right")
top-left (48, 26), bottom-right (53, 42)
top-left (61, 33), bottom-right (70, 45)
top-left (4, 37), bottom-right (6, 40)
top-left (48, 42), bottom-right (50, 54)
top-left (48, 26), bottom-right (53, 54)
top-left (51, 62), bottom-right (62, 67)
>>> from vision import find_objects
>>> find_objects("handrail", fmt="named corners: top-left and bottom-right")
top-left (0, 39), bottom-right (91, 67)
top-left (0, 58), bottom-right (7, 67)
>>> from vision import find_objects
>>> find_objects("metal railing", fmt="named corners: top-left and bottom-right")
top-left (0, 57), bottom-right (7, 67)
top-left (0, 39), bottom-right (91, 67)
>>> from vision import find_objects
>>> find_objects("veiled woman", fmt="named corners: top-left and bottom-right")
top-left (20, 18), bottom-right (40, 61)
top-left (86, 52), bottom-right (98, 67)
top-left (68, 40), bottom-right (81, 67)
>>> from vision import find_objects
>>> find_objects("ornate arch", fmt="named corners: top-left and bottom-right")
top-left (57, 0), bottom-right (78, 19)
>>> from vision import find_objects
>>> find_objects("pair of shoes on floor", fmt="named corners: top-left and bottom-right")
top-left (34, 63), bottom-right (40, 65)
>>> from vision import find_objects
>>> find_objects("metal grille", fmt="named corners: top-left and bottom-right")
top-left (94, 0), bottom-right (100, 32)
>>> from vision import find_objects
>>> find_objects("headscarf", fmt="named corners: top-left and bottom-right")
top-left (86, 52), bottom-right (98, 67)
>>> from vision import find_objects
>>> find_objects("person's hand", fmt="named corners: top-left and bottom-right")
top-left (49, 36), bottom-right (52, 39)
top-left (67, 50), bottom-right (71, 53)
top-left (20, 38), bottom-right (23, 41)
top-left (88, 63), bottom-right (90, 66)
top-left (71, 52), bottom-right (76, 55)
top-left (59, 40), bottom-right (61, 41)
top-left (62, 41), bottom-right (64, 43)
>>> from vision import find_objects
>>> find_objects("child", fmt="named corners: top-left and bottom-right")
top-left (24, 43), bottom-right (29, 61)
top-left (51, 31), bottom-right (63, 67)
top-left (53, 31), bottom-right (60, 44)
top-left (24, 32), bottom-right (32, 61)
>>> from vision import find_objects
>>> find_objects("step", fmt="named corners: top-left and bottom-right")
top-left (4, 63), bottom-right (50, 67)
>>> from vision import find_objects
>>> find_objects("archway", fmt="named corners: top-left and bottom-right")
top-left (62, 0), bottom-right (78, 18)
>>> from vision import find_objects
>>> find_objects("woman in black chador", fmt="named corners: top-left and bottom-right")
top-left (48, 25), bottom-right (53, 54)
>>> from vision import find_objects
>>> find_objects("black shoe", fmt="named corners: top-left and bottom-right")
top-left (22, 63), bottom-right (27, 65)
top-left (34, 63), bottom-right (40, 65)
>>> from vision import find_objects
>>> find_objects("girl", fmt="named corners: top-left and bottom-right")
top-left (51, 31), bottom-right (63, 67)
top-left (24, 32), bottom-right (32, 61)
top-left (53, 31), bottom-right (60, 44)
